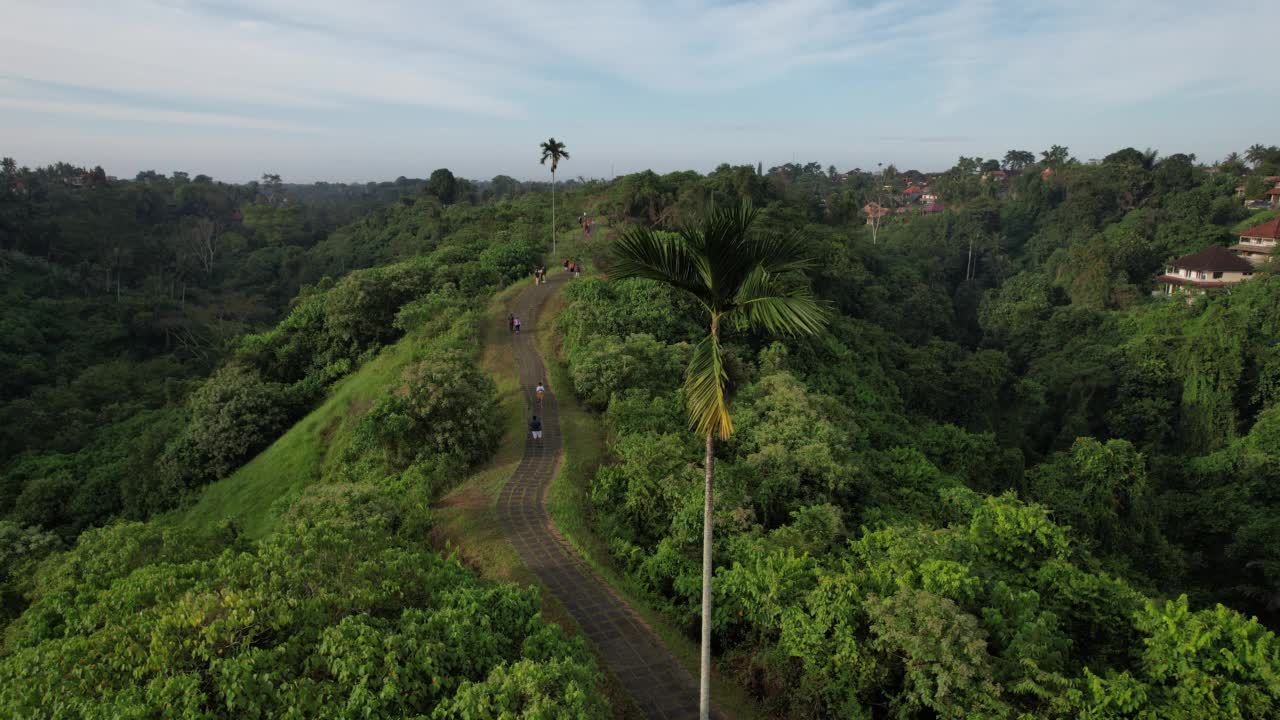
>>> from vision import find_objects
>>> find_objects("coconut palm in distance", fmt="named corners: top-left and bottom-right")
top-left (539, 138), bottom-right (570, 257)
top-left (1247, 143), bottom-right (1267, 167)
top-left (610, 204), bottom-right (828, 719)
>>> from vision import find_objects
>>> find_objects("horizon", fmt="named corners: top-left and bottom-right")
top-left (2, 0), bottom-right (1275, 184)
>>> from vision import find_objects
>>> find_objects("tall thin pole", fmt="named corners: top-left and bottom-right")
top-left (552, 168), bottom-right (556, 258)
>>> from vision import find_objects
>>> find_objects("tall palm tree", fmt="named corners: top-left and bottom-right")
top-left (1247, 144), bottom-right (1267, 167)
top-left (611, 205), bottom-right (828, 719)
top-left (539, 138), bottom-right (570, 257)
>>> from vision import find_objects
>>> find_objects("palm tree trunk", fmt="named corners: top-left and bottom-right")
top-left (699, 428), bottom-right (714, 720)
top-left (551, 168), bottom-right (557, 258)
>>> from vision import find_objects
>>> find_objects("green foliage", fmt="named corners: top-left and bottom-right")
top-left (0, 521), bottom-right (61, 621)
top-left (0, 482), bottom-right (603, 718)
top-left (567, 333), bottom-right (690, 410)
top-left (343, 347), bottom-right (500, 484)
top-left (3, 187), bottom-right (549, 538)
top-left (161, 364), bottom-right (295, 489)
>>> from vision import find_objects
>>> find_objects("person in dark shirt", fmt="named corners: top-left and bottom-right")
top-left (529, 415), bottom-right (542, 441)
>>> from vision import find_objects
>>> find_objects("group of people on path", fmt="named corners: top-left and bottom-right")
top-left (562, 258), bottom-right (581, 278)
top-left (533, 266), bottom-right (548, 284)
top-left (507, 313), bottom-right (522, 333)
top-left (579, 212), bottom-right (593, 238)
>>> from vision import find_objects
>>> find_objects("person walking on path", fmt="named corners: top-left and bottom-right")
top-left (513, 316), bottom-right (522, 334)
top-left (529, 415), bottom-right (542, 443)
top-left (508, 313), bottom-right (515, 333)
top-left (535, 380), bottom-right (546, 407)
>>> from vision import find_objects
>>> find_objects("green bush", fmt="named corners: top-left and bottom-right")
top-left (0, 484), bottom-right (603, 718)
top-left (160, 364), bottom-right (294, 492)
top-left (567, 333), bottom-right (690, 410)
top-left (343, 349), bottom-right (500, 484)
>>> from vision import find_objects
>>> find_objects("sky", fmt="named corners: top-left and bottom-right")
top-left (1, 0), bottom-right (1275, 183)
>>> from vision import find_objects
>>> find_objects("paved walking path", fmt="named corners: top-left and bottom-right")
top-left (497, 271), bottom-right (722, 720)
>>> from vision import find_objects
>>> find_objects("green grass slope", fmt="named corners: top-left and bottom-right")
top-left (168, 336), bottom-right (420, 539)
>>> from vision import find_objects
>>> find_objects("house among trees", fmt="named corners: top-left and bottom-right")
top-left (1158, 245), bottom-right (1256, 295)
top-left (1230, 216), bottom-right (1280, 266)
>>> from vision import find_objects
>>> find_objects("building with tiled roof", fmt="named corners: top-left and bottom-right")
top-left (1158, 245), bottom-right (1257, 295)
top-left (1230, 216), bottom-right (1280, 266)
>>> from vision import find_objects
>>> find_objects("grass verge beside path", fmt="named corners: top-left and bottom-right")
top-left (431, 278), bottom-right (537, 584)
top-left (538, 284), bottom-right (768, 720)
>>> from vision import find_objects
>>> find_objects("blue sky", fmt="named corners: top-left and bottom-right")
top-left (1, 0), bottom-right (1274, 183)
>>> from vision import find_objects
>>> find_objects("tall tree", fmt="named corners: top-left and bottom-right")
top-left (539, 138), bottom-right (570, 256)
top-left (1246, 144), bottom-right (1268, 167)
top-left (1003, 149), bottom-right (1034, 171)
top-left (611, 205), bottom-right (827, 719)
top-left (1040, 145), bottom-right (1071, 167)
top-left (426, 168), bottom-right (458, 204)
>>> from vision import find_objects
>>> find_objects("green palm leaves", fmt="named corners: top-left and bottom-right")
top-left (612, 204), bottom-right (828, 438)
top-left (539, 138), bottom-right (569, 173)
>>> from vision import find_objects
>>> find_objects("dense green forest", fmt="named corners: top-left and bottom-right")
top-left (3, 144), bottom-right (1280, 717)
top-left (554, 147), bottom-right (1280, 717)
top-left (0, 159), bottom-right (607, 716)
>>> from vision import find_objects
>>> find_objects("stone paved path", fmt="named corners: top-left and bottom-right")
top-left (497, 271), bottom-right (724, 720)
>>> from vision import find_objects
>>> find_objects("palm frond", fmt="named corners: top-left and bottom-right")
top-left (744, 231), bottom-right (820, 275)
top-left (686, 331), bottom-right (733, 439)
top-left (611, 226), bottom-right (712, 303)
top-left (697, 203), bottom-right (761, 307)
top-left (732, 266), bottom-right (829, 336)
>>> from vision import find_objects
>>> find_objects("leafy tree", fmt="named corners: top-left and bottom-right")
top-left (427, 167), bottom-right (458, 204)
top-left (161, 364), bottom-right (293, 490)
top-left (1041, 145), bottom-right (1072, 167)
top-left (611, 204), bottom-right (827, 718)
top-left (1003, 150), bottom-right (1035, 172)
top-left (345, 348), bottom-right (499, 484)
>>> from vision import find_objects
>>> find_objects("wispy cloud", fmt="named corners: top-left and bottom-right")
top-left (0, 96), bottom-right (325, 133)
top-left (0, 0), bottom-right (1272, 180)
top-left (0, 1), bottom-right (523, 116)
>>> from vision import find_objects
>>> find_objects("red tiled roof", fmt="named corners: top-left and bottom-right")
top-left (904, 185), bottom-right (922, 193)
top-left (1239, 216), bottom-right (1280, 240)
top-left (1168, 245), bottom-right (1257, 272)
top-left (1267, 188), bottom-right (1280, 196)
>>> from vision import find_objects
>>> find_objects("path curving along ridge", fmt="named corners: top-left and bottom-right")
top-left (497, 272), bottom-right (725, 720)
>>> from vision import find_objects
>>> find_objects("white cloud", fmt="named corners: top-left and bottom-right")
top-left (0, 0), bottom-right (1271, 180)
top-left (0, 1), bottom-right (522, 115)
top-left (0, 96), bottom-right (324, 132)
top-left (995, 1), bottom-right (1267, 105)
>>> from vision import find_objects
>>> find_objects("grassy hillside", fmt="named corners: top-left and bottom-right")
top-left (168, 332), bottom-right (420, 538)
